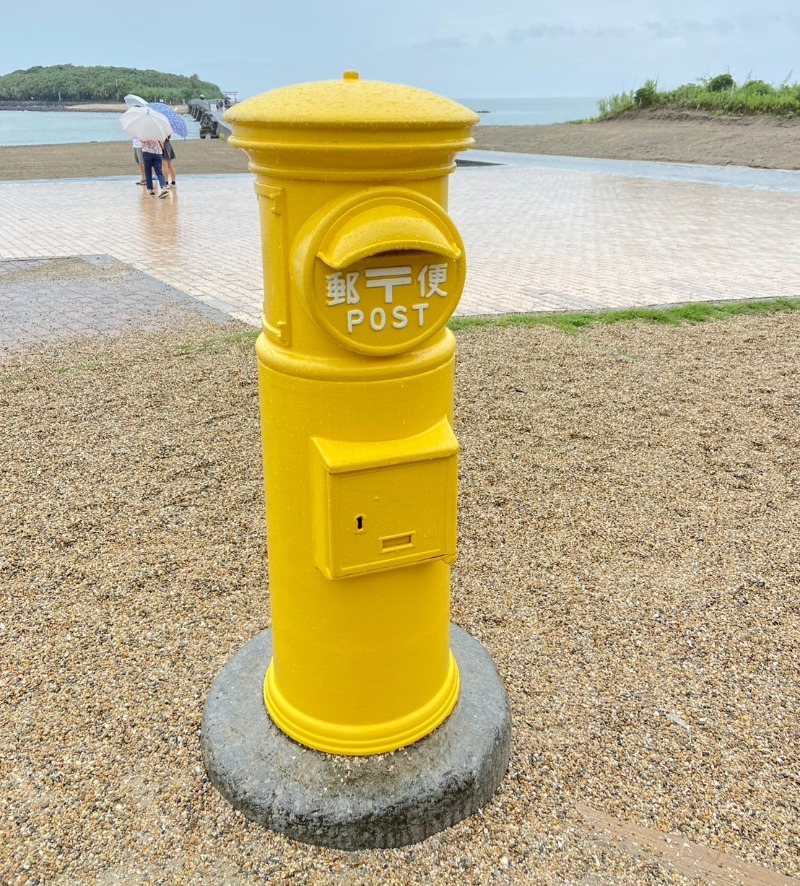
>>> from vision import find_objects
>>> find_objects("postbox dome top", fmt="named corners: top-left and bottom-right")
top-left (225, 72), bottom-right (479, 129)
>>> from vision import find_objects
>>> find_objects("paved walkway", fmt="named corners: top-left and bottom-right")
top-left (0, 256), bottom-right (232, 358)
top-left (1, 154), bottom-right (799, 328)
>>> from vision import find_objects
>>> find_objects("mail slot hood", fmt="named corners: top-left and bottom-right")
top-left (318, 203), bottom-right (462, 269)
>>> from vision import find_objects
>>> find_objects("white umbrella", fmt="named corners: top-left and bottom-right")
top-left (124, 93), bottom-right (148, 107)
top-left (119, 106), bottom-right (173, 141)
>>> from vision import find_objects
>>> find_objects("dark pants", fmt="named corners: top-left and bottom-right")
top-left (143, 152), bottom-right (166, 191)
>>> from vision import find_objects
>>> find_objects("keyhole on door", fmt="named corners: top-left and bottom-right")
top-left (355, 515), bottom-right (365, 532)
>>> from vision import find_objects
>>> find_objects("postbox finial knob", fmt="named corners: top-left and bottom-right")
top-left (343, 71), bottom-right (360, 80)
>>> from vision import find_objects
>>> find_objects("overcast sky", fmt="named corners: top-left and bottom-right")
top-left (3, 1), bottom-right (798, 100)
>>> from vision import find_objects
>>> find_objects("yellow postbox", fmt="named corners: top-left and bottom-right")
top-left (225, 73), bottom-right (478, 756)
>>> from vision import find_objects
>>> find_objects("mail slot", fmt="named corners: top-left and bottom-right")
top-left (293, 189), bottom-right (466, 356)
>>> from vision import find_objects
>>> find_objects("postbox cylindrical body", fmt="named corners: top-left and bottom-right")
top-left (226, 74), bottom-right (478, 755)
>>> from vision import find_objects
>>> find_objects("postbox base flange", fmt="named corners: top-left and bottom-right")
top-left (201, 624), bottom-right (511, 850)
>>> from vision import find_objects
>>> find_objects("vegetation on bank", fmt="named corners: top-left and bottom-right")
top-left (448, 298), bottom-right (800, 335)
top-left (0, 65), bottom-right (222, 104)
top-left (155, 299), bottom-right (800, 356)
top-left (596, 73), bottom-right (800, 120)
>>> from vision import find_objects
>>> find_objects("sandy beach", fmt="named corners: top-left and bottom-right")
top-left (1, 109), bottom-right (799, 181)
top-left (474, 108), bottom-right (800, 170)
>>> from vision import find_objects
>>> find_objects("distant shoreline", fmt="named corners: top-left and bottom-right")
top-left (0, 101), bottom-right (189, 113)
top-left (1, 109), bottom-right (798, 179)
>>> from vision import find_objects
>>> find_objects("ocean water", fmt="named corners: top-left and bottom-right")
top-left (455, 97), bottom-right (601, 126)
top-left (0, 110), bottom-right (202, 147)
top-left (0, 98), bottom-right (600, 146)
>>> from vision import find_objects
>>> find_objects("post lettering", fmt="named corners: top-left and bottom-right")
top-left (392, 305), bottom-right (408, 329)
top-left (370, 308), bottom-right (386, 331)
top-left (365, 266), bottom-right (412, 304)
top-left (412, 303), bottom-right (430, 326)
top-left (347, 309), bottom-right (364, 333)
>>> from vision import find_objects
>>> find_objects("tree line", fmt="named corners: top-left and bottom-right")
top-left (0, 64), bottom-right (223, 103)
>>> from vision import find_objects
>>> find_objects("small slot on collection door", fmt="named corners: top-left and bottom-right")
top-left (381, 532), bottom-right (414, 552)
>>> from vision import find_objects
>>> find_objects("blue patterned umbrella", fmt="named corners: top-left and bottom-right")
top-left (148, 103), bottom-right (188, 139)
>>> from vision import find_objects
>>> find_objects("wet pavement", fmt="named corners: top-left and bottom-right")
top-left (466, 150), bottom-right (800, 193)
top-left (1, 153), bottom-right (798, 344)
top-left (0, 256), bottom-right (231, 360)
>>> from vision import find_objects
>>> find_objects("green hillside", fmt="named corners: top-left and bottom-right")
top-left (0, 64), bottom-right (222, 103)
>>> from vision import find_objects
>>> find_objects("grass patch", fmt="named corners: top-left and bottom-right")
top-left (1, 361), bottom-right (102, 386)
top-left (447, 298), bottom-right (800, 334)
top-left (595, 73), bottom-right (800, 120)
top-left (0, 370), bottom-right (28, 385)
top-left (172, 328), bottom-right (259, 355)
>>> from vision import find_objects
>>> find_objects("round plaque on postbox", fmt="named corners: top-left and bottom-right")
top-left (304, 189), bottom-right (466, 357)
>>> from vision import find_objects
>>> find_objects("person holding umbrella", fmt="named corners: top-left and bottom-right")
top-left (140, 138), bottom-right (170, 197)
top-left (148, 103), bottom-right (188, 188)
top-left (124, 96), bottom-right (148, 183)
top-left (119, 106), bottom-right (173, 197)
top-left (132, 136), bottom-right (146, 185)
top-left (161, 134), bottom-right (177, 188)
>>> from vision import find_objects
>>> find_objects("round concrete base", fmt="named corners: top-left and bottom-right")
top-left (201, 625), bottom-right (511, 850)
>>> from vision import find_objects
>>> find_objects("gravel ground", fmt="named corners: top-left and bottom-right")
top-left (1, 313), bottom-right (799, 884)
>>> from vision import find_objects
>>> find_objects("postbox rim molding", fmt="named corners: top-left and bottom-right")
top-left (235, 139), bottom-right (472, 182)
top-left (229, 126), bottom-right (476, 144)
top-left (228, 119), bottom-right (477, 135)
top-left (255, 327), bottom-right (456, 382)
top-left (294, 188), bottom-right (466, 358)
top-left (264, 651), bottom-right (460, 756)
top-left (243, 158), bottom-right (462, 183)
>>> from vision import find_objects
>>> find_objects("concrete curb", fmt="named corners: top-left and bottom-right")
top-left (201, 624), bottom-right (511, 850)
